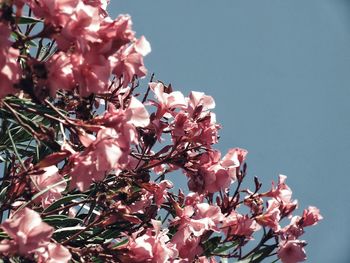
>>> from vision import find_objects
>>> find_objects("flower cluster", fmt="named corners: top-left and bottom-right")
top-left (0, 1), bottom-right (322, 262)
top-left (0, 208), bottom-right (71, 262)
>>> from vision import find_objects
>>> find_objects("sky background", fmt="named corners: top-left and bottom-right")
top-left (111, 1), bottom-right (350, 262)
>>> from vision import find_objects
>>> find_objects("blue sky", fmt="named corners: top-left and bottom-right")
top-left (111, 1), bottom-right (350, 262)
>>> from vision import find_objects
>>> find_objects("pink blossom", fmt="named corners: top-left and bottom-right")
top-left (191, 203), bottom-right (224, 233)
top-left (54, 1), bottom-right (102, 51)
top-left (172, 234), bottom-right (202, 261)
top-left (190, 148), bottom-right (243, 193)
top-left (126, 96), bottom-right (150, 128)
top-left (46, 52), bottom-right (75, 96)
top-left (94, 15), bottom-right (136, 56)
top-left (0, 208), bottom-right (53, 256)
top-left (71, 51), bottom-right (111, 96)
top-left (129, 189), bottom-right (153, 214)
top-left (263, 175), bottom-right (298, 216)
top-left (0, 22), bottom-right (12, 65)
top-left (70, 98), bottom-right (149, 191)
top-left (222, 211), bottom-right (260, 238)
top-left (187, 91), bottom-right (215, 116)
top-left (171, 203), bottom-right (224, 257)
top-left (96, 96), bottom-right (149, 139)
top-left (31, 165), bottom-right (66, 208)
top-left (0, 23), bottom-right (21, 98)
top-left (0, 48), bottom-right (21, 98)
top-left (171, 111), bottom-right (220, 147)
top-left (266, 174), bottom-right (293, 203)
top-left (255, 199), bottom-right (281, 231)
top-left (278, 239), bottom-right (307, 263)
top-left (69, 128), bottom-right (126, 191)
top-left (149, 82), bottom-right (187, 118)
top-left (128, 220), bottom-right (178, 262)
top-left (28, 0), bottom-right (79, 28)
top-left (37, 243), bottom-right (72, 263)
top-left (111, 36), bottom-right (151, 87)
top-left (301, 206), bottom-right (323, 227)
top-left (153, 180), bottom-right (173, 207)
top-left (279, 216), bottom-right (304, 239)
top-left (83, 0), bottom-right (110, 16)
top-left (184, 192), bottom-right (205, 206)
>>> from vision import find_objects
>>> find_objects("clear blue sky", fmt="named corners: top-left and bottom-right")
top-left (111, 1), bottom-right (350, 262)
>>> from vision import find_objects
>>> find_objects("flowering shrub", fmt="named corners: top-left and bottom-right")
top-left (0, 1), bottom-right (322, 262)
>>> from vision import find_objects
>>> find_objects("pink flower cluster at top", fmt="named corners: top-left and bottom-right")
top-left (1, 0), bottom-right (150, 98)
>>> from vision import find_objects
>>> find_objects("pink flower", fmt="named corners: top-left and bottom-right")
top-left (171, 111), bottom-right (220, 147)
top-left (125, 96), bottom-right (150, 128)
top-left (153, 180), bottom-right (173, 207)
top-left (71, 51), bottom-right (111, 96)
top-left (263, 175), bottom-right (298, 216)
top-left (0, 23), bottom-right (21, 98)
top-left (128, 220), bottom-right (178, 262)
top-left (187, 203), bottom-right (224, 234)
top-left (69, 128), bottom-right (127, 191)
top-left (28, 0), bottom-right (79, 28)
top-left (128, 189), bottom-right (153, 214)
top-left (37, 243), bottom-right (72, 263)
top-left (301, 206), bottom-right (323, 227)
top-left (0, 48), bottom-right (21, 98)
top-left (255, 199), bottom-right (281, 232)
top-left (222, 212), bottom-right (260, 238)
top-left (279, 216), bottom-right (304, 239)
top-left (278, 239), bottom-right (307, 263)
top-left (111, 36), bottom-right (151, 87)
top-left (187, 91), bottom-right (215, 116)
top-left (31, 165), bottom-right (67, 208)
top-left (46, 52), bottom-right (75, 96)
top-left (172, 234), bottom-right (202, 261)
top-left (266, 175), bottom-right (293, 203)
top-left (83, 0), bottom-right (110, 16)
top-left (190, 148), bottom-right (243, 193)
top-left (93, 14), bottom-right (136, 56)
top-left (56, 2), bottom-right (102, 51)
top-left (0, 208), bottom-right (53, 255)
top-left (171, 203), bottom-right (223, 258)
top-left (149, 82), bottom-right (187, 118)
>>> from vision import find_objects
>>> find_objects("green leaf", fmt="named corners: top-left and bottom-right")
top-left (237, 245), bottom-right (276, 263)
top-left (43, 194), bottom-right (87, 213)
top-left (44, 215), bottom-right (83, 228)
top-left (0, 185), bottom-right (9, 204)
top-left (213, 241), bottom-right (239, 254)
top-left (99, 228), bottom-right (122, 240)
top-left (112, 239), bottom-right (128, 248)
top-left (26, 39), bottom-right (38, 47)
top-left (0, 231), bottom-right (8, 238)
top-left (16, 16), bottom-right (43, 24)
top-left (7, 127), bottom-right (26, 170)
top-left (202, 236), bottom-right (222, 256)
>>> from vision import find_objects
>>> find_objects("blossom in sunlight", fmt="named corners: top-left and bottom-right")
top-left (31, 165), bottom-right (67, 208)
top-left (278, 239), bottom-right (307, 263)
